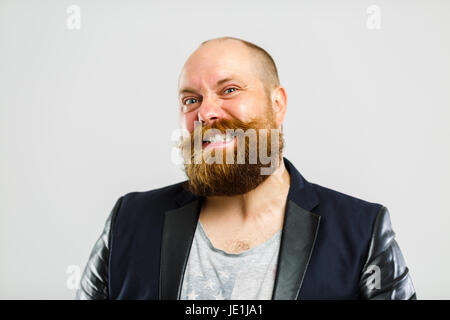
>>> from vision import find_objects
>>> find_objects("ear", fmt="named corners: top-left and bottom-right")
top-left (271, 86), bottom-right (287, 128)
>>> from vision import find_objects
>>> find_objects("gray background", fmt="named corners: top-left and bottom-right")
top-left (1, 0), bottom-right (449, 299)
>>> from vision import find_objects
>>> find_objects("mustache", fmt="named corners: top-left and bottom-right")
top-left (193, 118), bottom-right (262, 137)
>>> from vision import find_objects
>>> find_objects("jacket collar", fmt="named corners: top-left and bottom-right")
top-left (159, 157), bottom-right (321, 300)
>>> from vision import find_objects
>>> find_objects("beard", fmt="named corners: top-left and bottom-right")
top-left (179, 108), bottom-right (284, 197)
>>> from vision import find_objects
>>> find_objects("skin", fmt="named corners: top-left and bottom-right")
top-left (178, 39), bottom-right (290, 253)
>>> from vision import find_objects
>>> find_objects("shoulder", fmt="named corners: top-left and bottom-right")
top-left (309, 182), bottom-right (384, 235)
top-left (312, 182), bottom-right (382, 213)
top-left (121, 181), bottom-right (188, 206)
top-left (113, 181), bottom-right (192, 222)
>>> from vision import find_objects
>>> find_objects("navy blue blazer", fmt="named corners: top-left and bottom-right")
top-left (76, 158), bottom-right (416, 300)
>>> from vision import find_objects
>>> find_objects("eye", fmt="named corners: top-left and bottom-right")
top-left (183, 98), bottom-right (198, 105)
top-left (224, 87), bottom-right (238, 94)
top-left (181, 97), bottom-right (200, 113)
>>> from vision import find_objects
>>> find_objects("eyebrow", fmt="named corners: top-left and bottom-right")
top-left (178, 77), bottom-right (238, 95)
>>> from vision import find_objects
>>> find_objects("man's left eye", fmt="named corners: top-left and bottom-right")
top-left (224, 88), bottom-right (237, 94)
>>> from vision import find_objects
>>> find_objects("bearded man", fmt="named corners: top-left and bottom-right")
top-left (76, 37), bottom-right (416, 300)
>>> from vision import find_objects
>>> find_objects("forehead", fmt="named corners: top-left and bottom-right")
top-left (178, 40), bottom-right (260, 91)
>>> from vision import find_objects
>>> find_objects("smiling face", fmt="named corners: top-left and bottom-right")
top-left (178, 38), bottom-right (286, 133)
top-left (178, 38), bottom-right (287, 196)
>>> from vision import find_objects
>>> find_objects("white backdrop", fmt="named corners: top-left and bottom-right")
top-left (1, 0), bottom-right (449, 299)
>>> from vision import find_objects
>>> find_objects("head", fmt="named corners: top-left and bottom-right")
top-left (178, 37), bottom-right (287, 196)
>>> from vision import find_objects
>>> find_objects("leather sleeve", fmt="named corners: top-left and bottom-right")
top-left (359, 206), bottom-right (417, 300)
top-left (75, 197), bottom-right (123, 300)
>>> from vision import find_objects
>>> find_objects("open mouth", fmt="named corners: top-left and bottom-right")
top-left (202, 132), bottom-right (237, 150)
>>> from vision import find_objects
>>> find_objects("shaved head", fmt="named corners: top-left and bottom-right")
top-left (199, 37), bottom-right (280, 92)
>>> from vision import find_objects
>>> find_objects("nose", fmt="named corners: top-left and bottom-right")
top-left (197, 95), bottom-right (223, 125)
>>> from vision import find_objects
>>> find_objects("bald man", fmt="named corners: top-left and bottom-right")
top-left (76, 37), bottom-right (416, 300)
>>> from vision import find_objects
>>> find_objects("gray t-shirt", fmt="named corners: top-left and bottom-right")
top-left (180, 221), bottom-right (282, 300)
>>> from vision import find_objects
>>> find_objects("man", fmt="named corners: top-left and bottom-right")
top-left (76, 37), bottom-right (416, 300)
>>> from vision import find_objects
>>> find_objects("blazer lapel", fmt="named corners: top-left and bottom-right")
top-left (159, 197), bottom-right (202, 300)
top-left (271, 200), bottom-right (321, 299)
top-left (271, 157), bottom-right (322, 300)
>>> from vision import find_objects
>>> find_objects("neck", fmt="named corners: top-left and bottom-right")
top-left (201, 159), bottom-right (291, 224)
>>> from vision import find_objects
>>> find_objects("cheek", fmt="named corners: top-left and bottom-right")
top-left (180, 112), bottom-right (197, 133)
top-left (224, 95), bottom-right (267, 122)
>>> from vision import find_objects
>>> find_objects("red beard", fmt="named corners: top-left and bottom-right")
top-left (180, 112), bottom-right (284, 197)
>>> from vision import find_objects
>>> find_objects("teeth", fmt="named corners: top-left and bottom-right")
top-left (204, 133), bottom-right (235, 143)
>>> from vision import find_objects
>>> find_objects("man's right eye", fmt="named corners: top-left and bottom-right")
top-left (184, 98), bottom-right (198, 105)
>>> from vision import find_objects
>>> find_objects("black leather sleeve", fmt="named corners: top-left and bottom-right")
top-left (75, 197), bottom-right (123, 300)
top-left (359, 206), bottom-right (416, 300)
